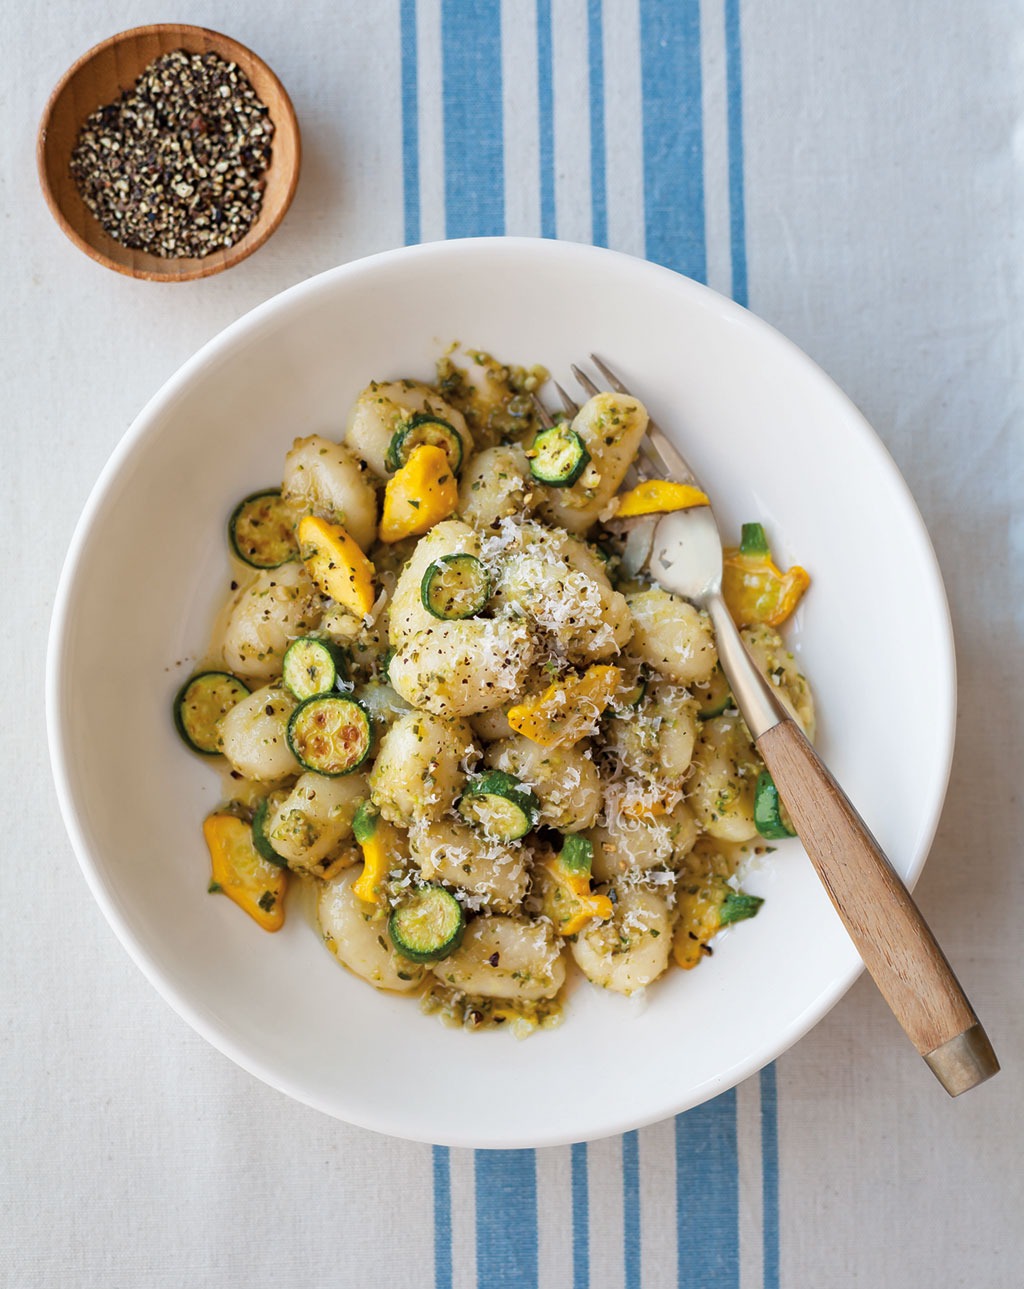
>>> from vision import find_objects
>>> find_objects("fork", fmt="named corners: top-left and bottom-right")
top-left (536, 357), bottom-right (999, 1097)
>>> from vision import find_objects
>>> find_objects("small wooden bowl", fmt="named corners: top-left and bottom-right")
top-left (38, 24), bottom-right (301, 282)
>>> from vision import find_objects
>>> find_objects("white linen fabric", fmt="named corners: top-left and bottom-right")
top-left (1, 1), bottom-right (1020, 1286)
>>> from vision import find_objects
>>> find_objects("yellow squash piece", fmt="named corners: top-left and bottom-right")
top-left (672, 840), bottom-right (763, 968)
top-left (542, 837), bottom-right (614, 937)
top-left (379, 443), bottom-right (459, 543)
top-left (722, 522), bottom-right (809, 628)
top-left (507, 664), bottom-right (621, 749)
top-left (352, 817), bottom-right (404, 905)
top-left (673, 875), bottom-right (729, 969)
top-left (614, 479), bottom-right (709, 518)
top-left (299, 514), bottom-right (376, 618)
top-left (203, 813), bottom-right (288, 932)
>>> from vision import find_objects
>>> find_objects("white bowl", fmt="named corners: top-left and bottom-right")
top-left (47, 238), bottom-right (955, 1147)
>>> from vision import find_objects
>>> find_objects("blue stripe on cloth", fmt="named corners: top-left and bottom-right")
top-left (675, 1092), bottom-right (740, 1289)
top-left (399, 0), bottom-right (420, 245)
top-left (724, 0), bottom-right (748, 307)
top-left (571, 1141), bottom-right (590, 1289)
top-left (441, 0), bottom-right (505, 237)
top-left (476, 1150), bottom-right (539, 1289)
top-left (587, 0), bottom-right (607, 247)
top-left (570, 1144), bottom-right (585, 1283)
top-left (639, 0), bottom-right (706, 281)
top-left (536, 0), bottom-right (556, 238)
top-left (622, 1131), bottom-right (641, 1289)
top-left (760, 1065), bottom-right (781, 1289)
top-left (433, 1145), bottom-right (452, 1289)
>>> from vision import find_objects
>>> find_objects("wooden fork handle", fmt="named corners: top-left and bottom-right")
top-left (756, 718), bottom-right (999, 1095)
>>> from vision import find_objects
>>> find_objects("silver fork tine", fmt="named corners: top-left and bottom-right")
top-left (636, 439), bottom-right (665, 476)
top-left (589, 354), bottom-right (628, 393)
top-left (530, 392), bottom-right (555, 430)
top-left (587, 354), bottom-right (704, 490)
top-left (570, 364), bottom-right (601, 399)
top-left (553, 382), bottom-right (579, 416)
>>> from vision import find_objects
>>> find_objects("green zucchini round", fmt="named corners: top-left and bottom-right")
top-left (527, 423), bottom-right (590, 487)
top-left (420, 553), bottom-right (491, 620)
top-left (228, 489), bottom-right (299, 569)
top-left (696, 665), bottom-right (734, 720)
top-left (388, 885), bottom-right (465, 962)
top-left (251, 796), bottom-right (289, 868)
top-left (287, 695), bottom-right (372, 776)
top-left (610, 674), bottom-right (647, 715)
top-left (173, 671), bottom-right (250, 755)
top-left (386, 414), bottom-right (464, 474)
top-left (352, 799), bottom-right (380, 844)
top-left (458, 770), bottom-right (539, 841)
top-left (282, 636), bottom-right (348, 701)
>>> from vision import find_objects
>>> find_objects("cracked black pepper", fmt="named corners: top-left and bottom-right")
top-left (69, 49), bottom-right (274, 258)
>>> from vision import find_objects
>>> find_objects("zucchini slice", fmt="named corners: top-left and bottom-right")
top-left (229, 490), bottom-right (299, 568)
top-left (420, 553), bottom-right (491, 620)
top-left (174, 671), bottom-right (250, 755)
top-left (610, 672), bottom-right (647, 715)
top-left (251, 795), bottom-right (289, 868)
top-left (719, 891), bottom-right (765, 925)
top-left (458, 770), bottom-right (540, 841)
top-left (696, 665), bottom-right (734, 720)
top-left (559, 834), bottom-right (595, 872)
top-left (527, 423), bottom-right (591, 487)
top-left (386, 414), bottom-right (464, 475)
top-left (753, 771), bottom-right (797, 839)
top-left (352, 799), bottom-right (379, 844)
top-left (282, 636), bottom-right (348, 701)
top-left (287, 695), bottom-right (372, 776)
top-left (388, 885), bottom-right (465, 962)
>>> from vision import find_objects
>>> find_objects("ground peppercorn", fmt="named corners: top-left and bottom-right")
top-left (69, 49), bottom-right (274, 258)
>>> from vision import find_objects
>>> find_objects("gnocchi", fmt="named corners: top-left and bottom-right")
top-left (458, 444), bottom-right (534, 530)
top-left (389, 618), bottom-right (536, 718)
top-left (409, 818), bottom-right (529, 911)
top-left (220, 562), bottom-right (323, 682)
top-left (319, 868), bottom-right (425, 992)
top-left (434, 917), bottom-right (566, 1001)
top-left (267, 772), bottom-right (367, 874)
top-left (218, 685), bottom-right (300, 781)
top-left (625, 588), bottom-right (718, 686)
top-left (571, 885), bottom-right (672, 995)
top-left (369, 711), bottom-right (476, 826)
top-left (282, 434), bottom-right (378, 552)
top-left (492, 519), bottom-right (632, 663)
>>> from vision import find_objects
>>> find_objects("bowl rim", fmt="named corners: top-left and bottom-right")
top-left (36, 22), bottom-right (301, 283)
top-left (46, 237), bottom-right (957, 1144)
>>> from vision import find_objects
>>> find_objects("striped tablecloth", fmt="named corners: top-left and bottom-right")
top-left (402, 6), bottom-right (775, 1282)
top-left (6, 1), bottom-right (1020, 1286)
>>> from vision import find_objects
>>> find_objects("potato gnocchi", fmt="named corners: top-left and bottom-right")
top-left (174, 348), bottom-right (815, 1035)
